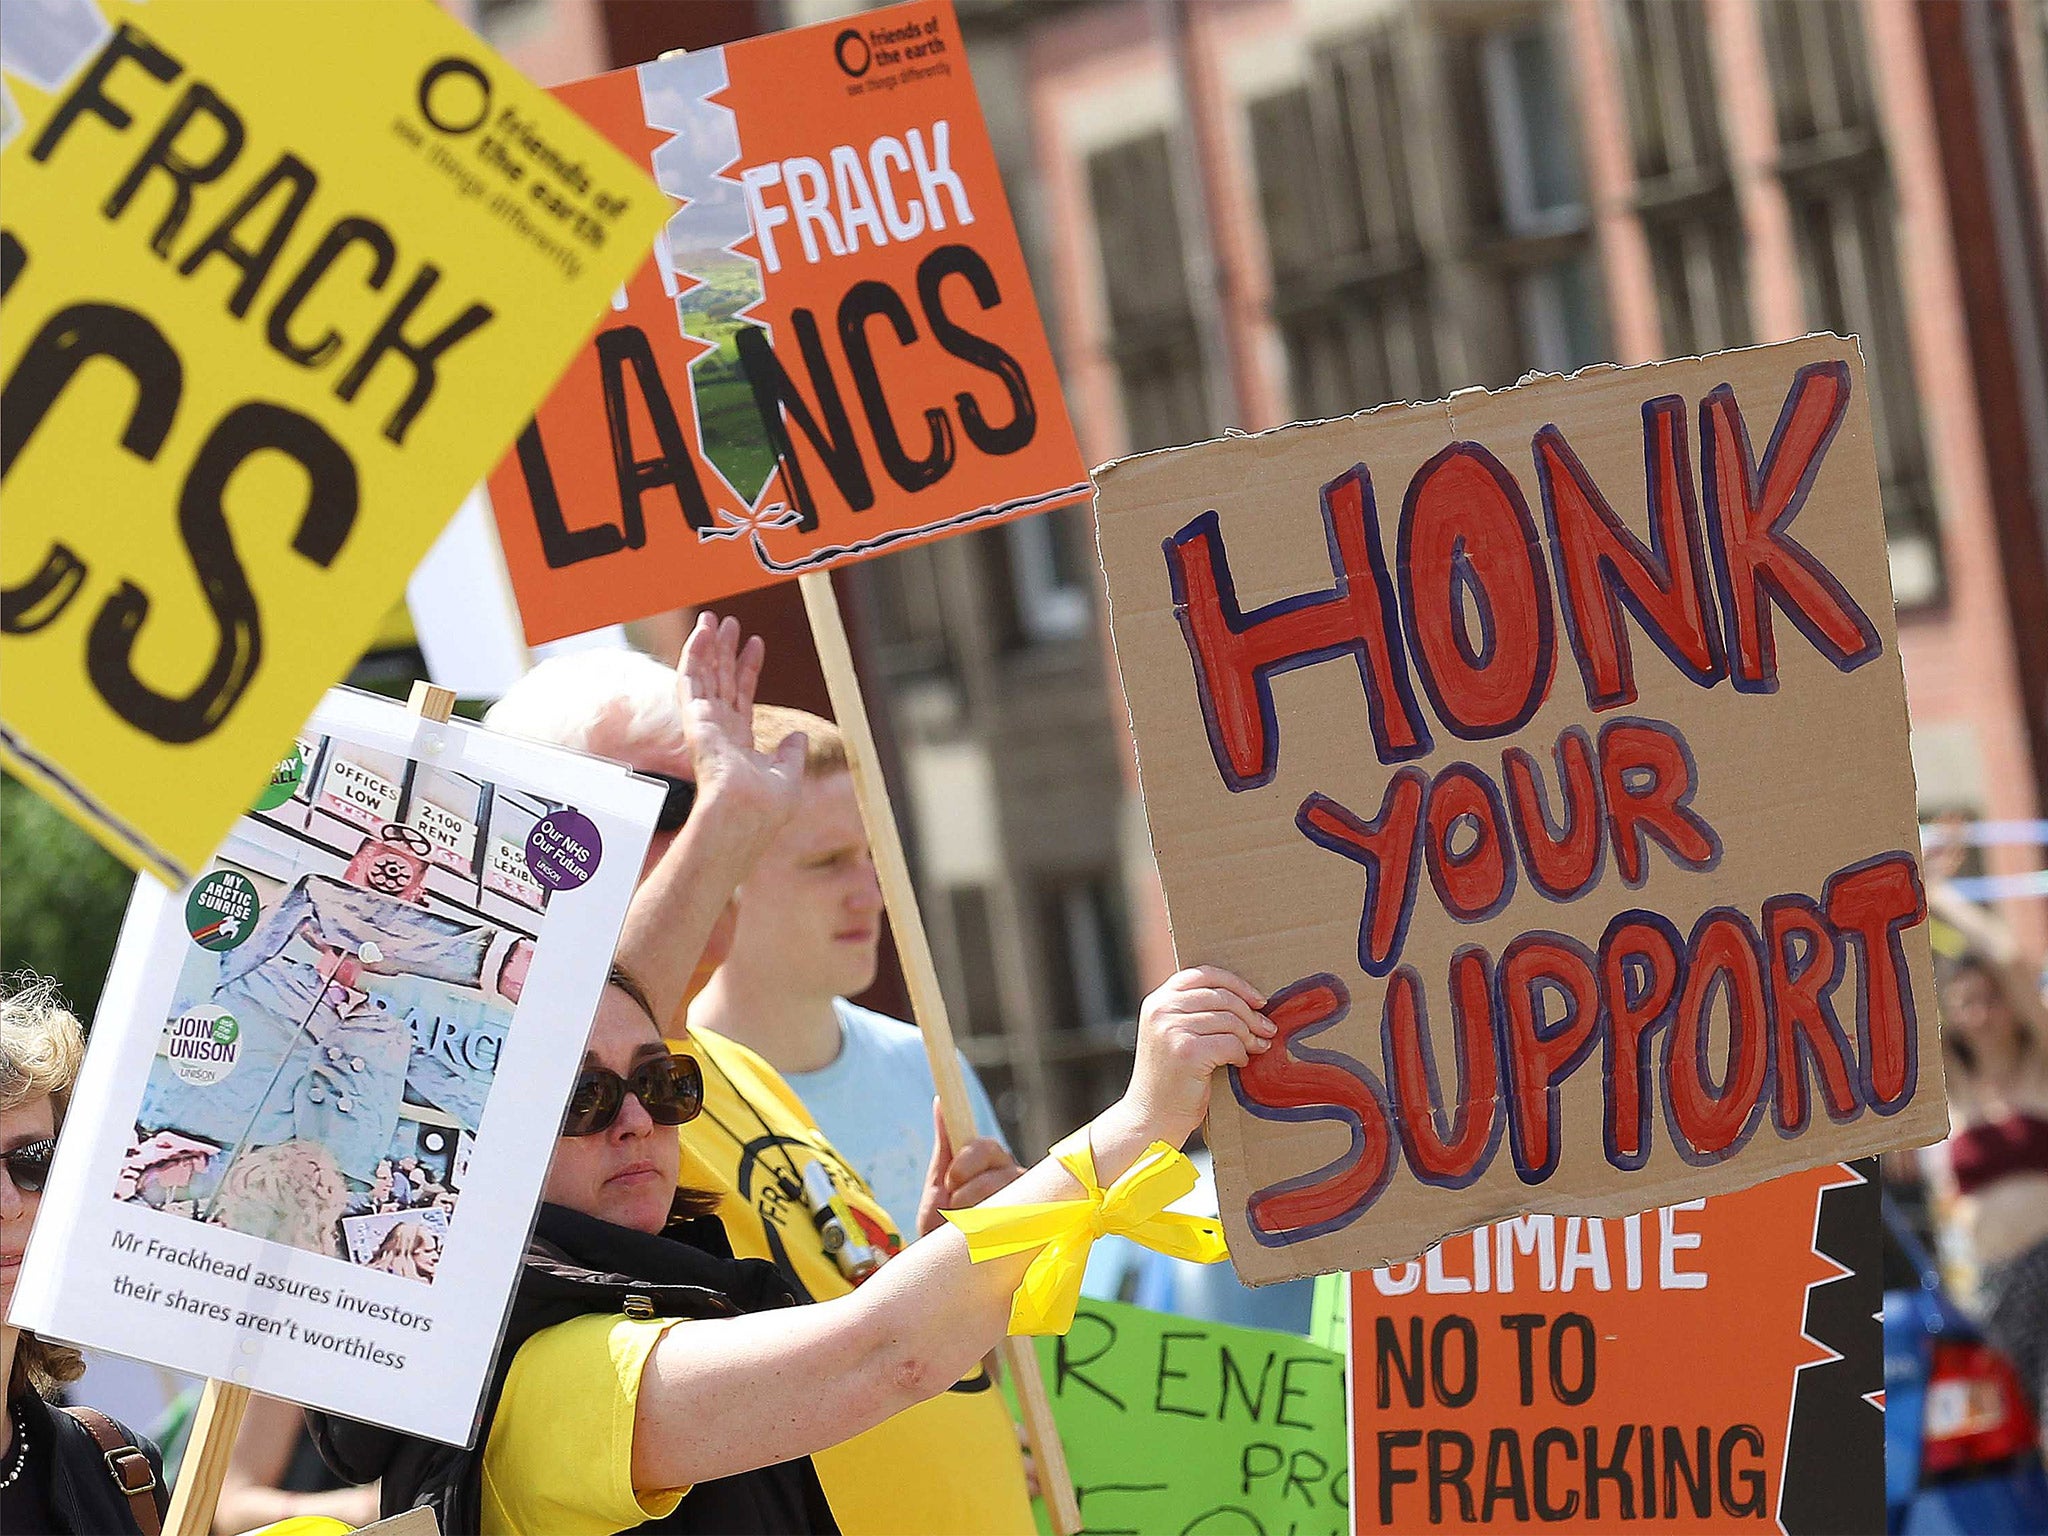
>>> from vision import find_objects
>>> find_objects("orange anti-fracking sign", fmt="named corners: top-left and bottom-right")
top-left (488, 0), bottom-right (1089, 642)
top-left (1351, 1164), bottom-right (1883, 1533)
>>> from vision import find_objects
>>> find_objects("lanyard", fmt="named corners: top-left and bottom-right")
top-left (692, 1044), bottom-right (887, 1283)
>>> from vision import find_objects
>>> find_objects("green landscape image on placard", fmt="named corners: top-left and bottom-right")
top-left (679, 253), bottom-right (778, 503)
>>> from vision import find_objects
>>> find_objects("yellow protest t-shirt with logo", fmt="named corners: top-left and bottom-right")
top-left (482, 1314), bottom-right (688, 1536)
top-left (672, 1026), bottom-right (1036, 1536)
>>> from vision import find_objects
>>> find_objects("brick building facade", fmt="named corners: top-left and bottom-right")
top-left (474, 0), bottom-right (2048, 1152)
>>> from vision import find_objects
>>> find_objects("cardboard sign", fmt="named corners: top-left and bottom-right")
top-left (11, 686), bottom-right (662, 1445)
top-left (1014, 1298), bottom-right (1349, 1536)
top-left (0, 0), bottom-right (667, 885)
top-left (1094, 337), bottom-right (1943, 1283)
top-left (1351, 1164), bottom-right (1881, 1533)
top-left (486, 0), bottom-right (1090, 642)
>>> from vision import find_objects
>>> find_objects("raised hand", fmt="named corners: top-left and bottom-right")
top-left (916, 1097), bottom-right (1026, 1236)
top-left (1116, 966), bottom-right (1275, 1149)
top-left (677, 612), bottom-right (809, 842)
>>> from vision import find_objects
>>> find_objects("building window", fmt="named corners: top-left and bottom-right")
top-left (1039, 873), bottom-right (1138, 1037)
top-left (1759, 0), bottom-right (1942, 606)
top-left (983, 508), bottom-right (1091, 650)
top-left (973, 1061), bottom-right (1027, 1157)
top-left (1643, 213), bottom-right (1750, 358)
top-left (937, 884), bottom-right (1006, 1039)
top-left (1611, 0), bottom-right (1751, 356)
top-left (1480, 22), bottom-right (1588, 238)
top-left (473, 0), bottom-right (543, 47)
top-left (1759, 0), bottom-right (1878, 150)
top-left (1786, 181), bottom-right (1942, 603)
top-left (1247, 26), bottom-right (1439, 420)
top-left (1614, 0), bottom-right (1726, 183)
top-left (1453, 13), bottom-right (1609, 380)
top-left (1087, 132), bottom-right (1213, 451)
top-left (858, 544), bottom-right (953, 679)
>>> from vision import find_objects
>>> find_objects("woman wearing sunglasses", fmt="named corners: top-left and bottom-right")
top-left (319, 954), bottom-right (1269, 1536)
top-left (4, 977), bottom-right (171, 1535)
top-left (310, 613), bottom-right (1277, 1535)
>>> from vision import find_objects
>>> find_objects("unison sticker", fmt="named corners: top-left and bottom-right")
top-left (164, 1007), bottom-right (242, 1086)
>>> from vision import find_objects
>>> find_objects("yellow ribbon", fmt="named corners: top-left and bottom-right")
top-left (943, 1130), bottom-right (1228, 1335)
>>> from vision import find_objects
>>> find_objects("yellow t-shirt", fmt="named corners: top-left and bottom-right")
top-left (676, 1027), bottom-right (1037, 1536)
top-left (481, 1314), bottom-right (687, 1536)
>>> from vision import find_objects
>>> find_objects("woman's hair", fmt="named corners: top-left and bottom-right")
top-left (602, 963), bottom-right (719, 1221)
top-left (606, 962), bottom-right (661, 1028)
top-left (369, 1219), bottom-right (439, 1279)
top-left (211, 1139), bottom-right (349, 1256)
top-left (1938, 950), bottom-right (2045, 1078)
top-left (1, 974), bottom-right (88, 1393)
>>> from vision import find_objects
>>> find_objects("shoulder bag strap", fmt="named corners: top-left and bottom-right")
top-left (61, 1405), bottom-right (163, 1536)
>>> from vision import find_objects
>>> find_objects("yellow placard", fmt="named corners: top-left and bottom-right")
top-left (0, 0), bottom-right (667, 884)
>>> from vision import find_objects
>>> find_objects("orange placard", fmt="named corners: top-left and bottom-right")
top-left (488, 1), bottom-right (1089, 642)
top-left (1350, 1164), bottom-right (1882, 1533)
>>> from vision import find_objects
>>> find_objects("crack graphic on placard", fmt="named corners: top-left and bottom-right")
top-left (638, 50), bottom-right (785, 511)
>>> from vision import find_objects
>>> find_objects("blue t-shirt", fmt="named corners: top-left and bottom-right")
top-left (782, 999), bottom-right (1009, 1232)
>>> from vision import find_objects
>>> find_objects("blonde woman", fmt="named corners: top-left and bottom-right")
top-left (1936, 951), bottom-right (2048, 1414)
top-left (3, 975), bottom-right (170, 1534)
top-left (209, 1140), bottom-right (350, 1257)
top-left (366, 1219), bottom-right (442, 1283)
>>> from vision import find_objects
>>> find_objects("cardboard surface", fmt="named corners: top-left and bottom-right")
top-left (1351, 1164), bottom-right (1882, 1533)
top-left (1094, 337), bottom-right (1944, 1284)
top-left (1010, 1298), bottom-right (1347, 1536)
top-left (0, 0), bottom-right (667, 884)
top-left (11, 687), bottom-right (661, 1446)
top-left (362, 1510), bottom-right (441, 1536)
top-left (486, 0), bottom-right (1090, 641)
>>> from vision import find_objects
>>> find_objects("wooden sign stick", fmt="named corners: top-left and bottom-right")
top-left (164, 683), bottom-right (460, 1536)
top-left (796, 572), bottom-right (1083, 1536)
top-left (163, 1379), bottom-right (250, 1536)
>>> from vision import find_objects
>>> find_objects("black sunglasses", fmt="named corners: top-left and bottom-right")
top-left (562, 1054), bottom-right (704, 1137)
top-left (645, 771), bottom-right (697, 833)
top-left (2, 1137), bottom-right (56, 1194)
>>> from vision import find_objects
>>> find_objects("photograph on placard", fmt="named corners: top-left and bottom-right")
top-left (9, 687), bottom-right (659, 1445)
top-left (112, 731), bottom-right (570, 1280)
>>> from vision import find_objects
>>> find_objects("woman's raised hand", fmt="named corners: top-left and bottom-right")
top-left (1114, 966), bottom-right (1275, 1150)
top-left (677, 612), bottom-right (808, 839)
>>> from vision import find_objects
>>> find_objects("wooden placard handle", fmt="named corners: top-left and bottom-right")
top-left (165, 681), bottom-right (457, 1536)
top-left (407, 681), bottom-right (457, 723)
top-left (163, 1379), bottom-right (251, 1536)
top-left (795, 572), bottom-right (1083, 1536)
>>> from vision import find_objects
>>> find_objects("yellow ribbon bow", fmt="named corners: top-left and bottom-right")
top-left (942, 1130), bottom-right (1229, 1335)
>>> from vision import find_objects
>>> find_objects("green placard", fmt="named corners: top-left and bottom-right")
top-left (1009, 1297), bottom-right (1348, 1536)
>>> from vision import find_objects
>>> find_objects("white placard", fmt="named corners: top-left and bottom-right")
top-left (12, 687), bottom-right (662, 1446)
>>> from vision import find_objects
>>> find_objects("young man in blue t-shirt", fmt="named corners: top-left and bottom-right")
top-left (687, 706), bottom-right (1017, 1231)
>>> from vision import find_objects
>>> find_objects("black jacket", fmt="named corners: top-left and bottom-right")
top-left (21, 1391), bottom-right (169, 1535)
top-left (311, 1202), bottom-right (839, 1536)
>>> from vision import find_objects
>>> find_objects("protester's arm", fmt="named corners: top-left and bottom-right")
top-left (912, 1054), bottom-right (1026, 1235)
top-left (916, 1101), bottom-right (1025, 1237)
top-left (211, 1395), bottom-right (378, 1535)
top-left (628, 965), bottom-right (1274, 1491)
top-left (615, 615), bottom-right (808, 1029)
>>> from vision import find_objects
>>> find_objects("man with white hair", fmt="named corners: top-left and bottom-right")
top-left (485, 621), bottom-right (1036, 1536)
